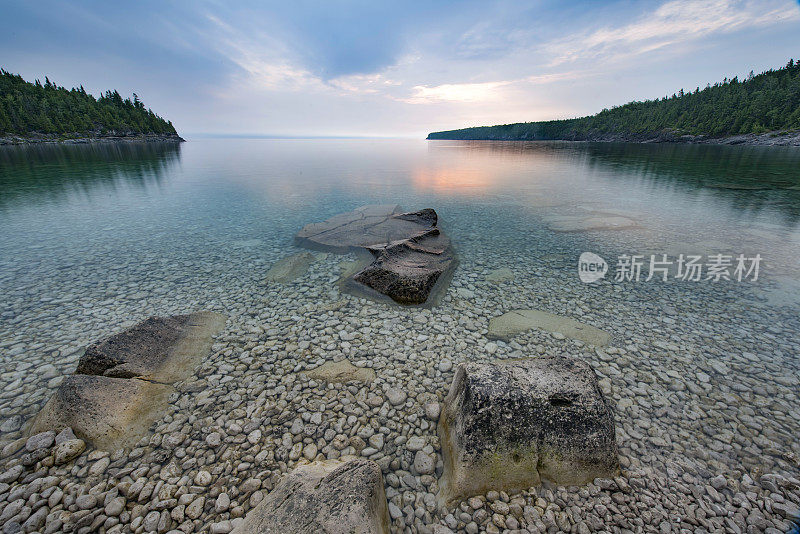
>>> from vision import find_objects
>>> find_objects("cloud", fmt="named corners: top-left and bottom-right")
top-left (402, 81), bottom-right (511, 104)
top-left (199, 1), bottom-right (494, 80)
top-left (400, 72), bottom-right (582, 105)
top-left (545, 0), bottom-right (800, 66)
top-left (4, 0), bottom-right (799, 135)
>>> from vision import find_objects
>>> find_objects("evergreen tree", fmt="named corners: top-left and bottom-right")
top-left (428, 59), bottom-right (800, 141)
top-left (0, 69), bottom-right (178, 138)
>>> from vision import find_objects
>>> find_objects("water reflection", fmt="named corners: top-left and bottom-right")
top-left (581, 142), bottom-right (800, 224)
top-left (411, 167), bottom-right (493, 194)
top-left (0, 142), bottom-right (181, 209)
top-left (426, 140), bottom-right (800, 223)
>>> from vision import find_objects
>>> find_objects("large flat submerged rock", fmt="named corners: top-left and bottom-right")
top-left (296, 205), bottom-right (455, 305)
top-left (232, 457), bottom-right (390, 534)
top-left (31, 311), bottom-right (226, 449)
top-left (542, 213), bottom-right (640, 233)
top-left (265, 251), bottom-right (316, 283)
top-left (438, 357), bottom-right (618, 504)
top-left (488, 309), bottom-right (611, 346)
top-left (304, 359), bottom-right (377, 383)
top-left (296, 204), bottom-right (418, 252)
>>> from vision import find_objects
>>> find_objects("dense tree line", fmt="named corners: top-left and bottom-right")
top-left (428, 59), bottom-right (800, 141)
top-left (0, 70), bottom-right (178, 138)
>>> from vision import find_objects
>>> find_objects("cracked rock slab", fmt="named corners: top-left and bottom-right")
top-left (232, 457), bottom-right (390, 534)
top-left (296, 204), bottom-right (410, 253)
top-left (31, 312), bottom-right (226, 449)
top-left (296, 205), bottom-right (456, 305)
top-left (438, 358), bottom-right (619, 504)
top-left (487, 309), bottom-right (611, 346)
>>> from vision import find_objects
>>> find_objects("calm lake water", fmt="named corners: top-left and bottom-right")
top-left (0, 139), bottom-right (799, 529)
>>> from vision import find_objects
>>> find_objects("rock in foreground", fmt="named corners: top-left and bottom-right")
top-left (30, 375), bottom-right (172, 450)
top-left (76, 311), bottom-right (227, 382)
top-left (232, 457), bottom-right (390, 534)
top-left (438, 358), bottom-right (618, 504)
top-left (31, 312), bottom-right (226, 449)
top-left (296, 205), bottom-right (455, 305)
top-left (487, 309), bottom-right (611, 346)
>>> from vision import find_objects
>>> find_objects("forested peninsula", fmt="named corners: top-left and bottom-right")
top-left (428, 59), bottom-right (800, 146)
top-left (0, 70), bottom-right (183, 144)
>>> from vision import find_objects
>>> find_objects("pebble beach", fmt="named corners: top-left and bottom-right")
top-left (1, 139), bottom-right (799, 533)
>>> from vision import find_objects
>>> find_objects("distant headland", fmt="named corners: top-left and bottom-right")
top-left (0, 70), bottom-right (183, 145)
top-left (428, 59), bottom-right (800, 146)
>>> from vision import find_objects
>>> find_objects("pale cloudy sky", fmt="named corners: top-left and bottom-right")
top-left (2, 0), bottom-right (799, 137)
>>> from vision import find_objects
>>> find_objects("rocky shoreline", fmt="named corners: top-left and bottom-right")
top-left (0, 133), bottom-right (185, 146)
top-left (427, 129), bottom-right (800, 147)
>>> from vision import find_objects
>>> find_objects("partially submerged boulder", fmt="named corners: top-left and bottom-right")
top-left (296, 205), bottom-right (456, 305)
top-left (232, 457), bottom-right (390, 534)
top-left (30, 375), bottom-right (172, 450)
top-left (31, 312), bottom-right (226, 449)
top-left (354, 231), bottom-right (454, 305)
top-left (265, 252), bottom-right (316, 283)
top-left (76, 312), bottom-right (227, 382)
top-left (438, 358), bottom-right (618, 504)
top-left (487, 309), bottom-right (610, 346)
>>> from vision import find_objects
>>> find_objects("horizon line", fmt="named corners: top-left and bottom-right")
top-left (183, 133), bottom-right (424, 140)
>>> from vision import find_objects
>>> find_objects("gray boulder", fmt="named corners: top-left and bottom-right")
top-left (232, 457), bottom-right (390, 534)
top-left (438, 357), bottom-right (618, 504)
top-left (30, 375), bottom-right (172, 450)
top-left (295, 205), bottom-right (455, 305)
top-left (75, 311), bottom-right (227, 382)
top-left (31, 312), bottom-right (226, 449)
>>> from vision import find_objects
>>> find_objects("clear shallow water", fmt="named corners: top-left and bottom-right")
top-left (1, 139), bottom-right (799, 530)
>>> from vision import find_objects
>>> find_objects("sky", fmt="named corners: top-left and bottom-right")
top-left (2, 0), bottom-right (799, 137)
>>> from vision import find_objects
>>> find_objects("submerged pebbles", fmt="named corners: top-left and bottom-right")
top-left (0, 200), bottom-right (799, 534)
